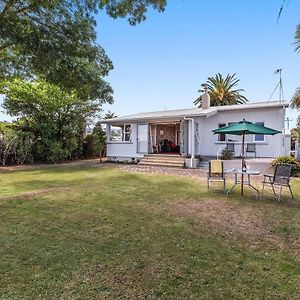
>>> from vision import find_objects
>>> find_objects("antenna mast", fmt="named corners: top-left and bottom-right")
top-left (268, 68), bottom-right (284, 102)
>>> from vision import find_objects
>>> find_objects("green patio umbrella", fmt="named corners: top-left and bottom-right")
top-left (212, 120), bottom-right (281, 195)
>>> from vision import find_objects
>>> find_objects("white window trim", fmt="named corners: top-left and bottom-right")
top-left (123, 124), bottom-right (132, 142)
top-left (253, 122), bottom-right (265, 142)
top-left (109, 124), bottom-right (132, 143)
top-left (217, 123), bottom-right (227, 142)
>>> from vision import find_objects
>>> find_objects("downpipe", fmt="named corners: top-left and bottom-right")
top-left (184, 117), bottom-right (195, 168)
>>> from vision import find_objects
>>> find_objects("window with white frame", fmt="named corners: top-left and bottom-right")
top-left (109, 124), bottom-right (132, 142)
top-left (254, 122), bottom-right (265, 142)
top-left (123, 124), bottom-right (131, 141)
top-left (218, 123), bottom-right (226, 141)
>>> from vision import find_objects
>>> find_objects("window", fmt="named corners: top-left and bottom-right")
top-left (124, 124), bottom-right (131, 141)
top-left (227, 122), bottom-right (238, 142)
top-left (218, 123), bottom-right (226, 141)
top-left (109, 124), bottom-right (131, 142)
top-left (110, 126), bottom-right (122, 141)
top-left (254, 122), bottom-right (264, 142)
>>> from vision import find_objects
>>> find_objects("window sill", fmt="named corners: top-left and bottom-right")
top-left (253, 141), bottom-right (268, 144)
top-left (215, 141), bottom-right (268, 145)
top-left (107, 141), bottom-right (133, 144)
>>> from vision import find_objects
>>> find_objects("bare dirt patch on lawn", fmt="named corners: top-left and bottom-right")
top-left (168, 199), bottom-right (287, 251)
top-left (0, 187), bottom-right (73, 201)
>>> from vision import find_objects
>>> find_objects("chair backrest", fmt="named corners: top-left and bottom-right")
top-left (273, 163), bottom-right (292, 184)
top-left (209, 160), bottom-right (224, 177)
top-left (226, 143), bottom-right (235, 152)
top-left (246, 143), bottom-right (256, 152)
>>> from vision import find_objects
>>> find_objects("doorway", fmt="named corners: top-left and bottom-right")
top-left (150, 122), bottom-right (181, 154)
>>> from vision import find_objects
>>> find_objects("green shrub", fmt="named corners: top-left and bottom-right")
top-left (220, 149), bottom-right (233, 160)
top-left (195, 154), bottom-right (202, 161)
top-left (83, 134), bottom-right (99, 158)
top-left (271, 156), bottom-right (300, 177)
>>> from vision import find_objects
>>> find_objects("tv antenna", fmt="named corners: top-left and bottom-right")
top-left (268, 68), bottom-right (284, 102)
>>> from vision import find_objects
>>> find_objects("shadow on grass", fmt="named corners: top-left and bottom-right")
top-left (0, 166), bottom-right (299, 299)
top-left (0, 164), bottom-right (299, 209)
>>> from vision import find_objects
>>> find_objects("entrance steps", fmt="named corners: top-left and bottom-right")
top-left (139, 154), bottom-right (185, 168)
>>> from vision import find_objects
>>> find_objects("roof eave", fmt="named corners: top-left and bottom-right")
top-left (98, 112), bottom-right (215, 124)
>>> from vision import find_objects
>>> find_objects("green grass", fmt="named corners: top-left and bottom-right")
top-left (0, 163), bottom-right (299, 299)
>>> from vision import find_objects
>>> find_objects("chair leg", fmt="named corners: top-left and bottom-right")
top-left (288, 185), bottom-right (294, 199)
top-left (223, 179), bottom-right (226, 193)
top-left (261, 181), bottom-right (265, 196)
top-left (278, 184), bottom-right (283, 202)
top-left (207, 177), bottom-right (209, 189)
top-left (271, 184), bottom-right (277, 198)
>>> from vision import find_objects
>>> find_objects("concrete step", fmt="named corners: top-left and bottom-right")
top-left (142, 158), bottom-right (184, 164)
top-left (139, 154), bottom-right (185, 168)
top-left (143, 155), bottom-right (183, 162)
top-left (146, 154), bottom-right (182, 158)
top-left (139, 161), bottom-right (184, 168)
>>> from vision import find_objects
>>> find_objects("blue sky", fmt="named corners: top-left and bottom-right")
top-left (0, 1), bottom-right (299, 128)
top-left (97, 0), bottom-right (300, 128)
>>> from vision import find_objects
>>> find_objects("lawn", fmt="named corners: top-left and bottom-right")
top-left (0, 163), bottom-right (299, 299)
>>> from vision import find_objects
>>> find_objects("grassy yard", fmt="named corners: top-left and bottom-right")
top-left (0, 163), bottom-right (299, 299)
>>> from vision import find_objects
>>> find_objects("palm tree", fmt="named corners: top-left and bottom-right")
top-left (291, 88), bottom-right (300, 109)
top-left (295, 23), bottom-right (300, 53)
top-left (104, 111), bottom-right (117, 119)
top-left (293, 25), bottom-right (300, 110)
top-left (194, 73), bottom-right (248, 107)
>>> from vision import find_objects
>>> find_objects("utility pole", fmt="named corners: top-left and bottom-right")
top-left (285, 117), bottom-right (293, 130)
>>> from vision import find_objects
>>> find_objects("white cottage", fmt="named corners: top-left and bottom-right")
top-left (101, 98), bottom-right (290, 167)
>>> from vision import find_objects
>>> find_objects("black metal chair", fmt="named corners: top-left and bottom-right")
top-left (261, 163), bottom-right (294, 201)
top-left (246, 143), bottom-right (256, 158)
top-left (207, 160), bottom-right (226, 192)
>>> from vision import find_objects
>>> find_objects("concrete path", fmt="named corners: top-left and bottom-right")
top-left (223, 158), bottom-right (274, 175)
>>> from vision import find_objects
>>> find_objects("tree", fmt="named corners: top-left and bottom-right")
top-left (295, 23), bottom-right (300, 53)
top-left (0, 0), bottom-right (115, 102)
top-left (291, 87), bottom-right (300, 109)
top-left (104, 110), bottom-right (117, 119)
top-left (1, 78), bottom-right (102, 162)
top-left (0, 1), bottom-right (167, 99)
top-left (291, 127), bottom-right (300, 151)
top-left (0, 121), bottom-right (33, 165)
top-left (194, 73), bottom-right (248, 107)
top-left (99, 0), bottom-right (166, 25)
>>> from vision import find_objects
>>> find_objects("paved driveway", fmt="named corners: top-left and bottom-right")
top-left (223, 158), bottom-right (273, 175)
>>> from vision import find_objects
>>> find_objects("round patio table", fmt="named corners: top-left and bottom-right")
top-left (225, 169), bottom-right (261, 198)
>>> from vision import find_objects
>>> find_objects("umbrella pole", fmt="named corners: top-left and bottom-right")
top-left (241, 133), bottom-right (245, 196)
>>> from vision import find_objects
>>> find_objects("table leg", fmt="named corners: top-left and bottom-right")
top-left (247, 174), bottom-right (260, 198)
top-left (226, 173), bottom-right (238, 196)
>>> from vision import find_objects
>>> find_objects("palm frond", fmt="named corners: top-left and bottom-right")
top-left (195, 73), bottom-right (248, 107)
top-left (291, 88), bottom-right (300, 109)
top-left (295, 23), bottom-right (300, 53)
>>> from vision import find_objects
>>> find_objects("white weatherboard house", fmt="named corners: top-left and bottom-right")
top-left (101, 96), bottom-right (290, 168)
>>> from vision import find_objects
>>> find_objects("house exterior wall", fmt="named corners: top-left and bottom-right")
top-left (105, 105), bottom-right (288, 161)
top-left (106, 123), bottom-right (145, 160)
top-left (193, 107), bottom-right (286, 158)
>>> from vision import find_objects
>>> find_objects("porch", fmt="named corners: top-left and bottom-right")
top-left (148, 121), bottom-right (189, 155)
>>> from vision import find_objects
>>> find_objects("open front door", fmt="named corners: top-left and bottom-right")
top-left (137, 124), bottom-right (149, 154)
